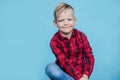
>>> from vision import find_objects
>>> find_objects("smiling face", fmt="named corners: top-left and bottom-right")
top-left (54, 8), bottom-right (76, 38)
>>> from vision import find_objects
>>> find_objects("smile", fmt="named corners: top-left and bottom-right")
top-left (62, 26), bottom-right (72, 28)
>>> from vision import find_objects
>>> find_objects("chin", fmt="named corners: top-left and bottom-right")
top-left (60, 28), bottom-right (73, 34)
top-left (62, 30), bottom-right (72, 34)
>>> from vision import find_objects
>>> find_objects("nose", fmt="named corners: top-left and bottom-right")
top-left (64, 20), bottom-right (68, 25)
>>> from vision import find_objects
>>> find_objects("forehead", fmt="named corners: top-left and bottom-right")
top-left (56, 8), bottom-right (74, 18)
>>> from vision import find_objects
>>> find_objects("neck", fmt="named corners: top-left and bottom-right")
top-left (60, 31), bottom-right (72, 39)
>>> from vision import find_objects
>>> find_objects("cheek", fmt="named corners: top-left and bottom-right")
top-left (56, 24), bottom-right (62, 29)
top-left (70, 22), bottom-right (75, 26)
top-left (57, 23), bottom-right (63, 27)
top-left (70, 21), bottom-right (76, 25)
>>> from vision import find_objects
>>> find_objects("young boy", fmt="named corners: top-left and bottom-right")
top-left (45, 2), bottom-right (95, 80)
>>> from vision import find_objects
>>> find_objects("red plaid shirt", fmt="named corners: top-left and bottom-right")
top-left (50, 29), bottom-right (95, 80)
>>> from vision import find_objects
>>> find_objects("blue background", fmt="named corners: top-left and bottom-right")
top-left (0, 0), bottom-right (120, 80)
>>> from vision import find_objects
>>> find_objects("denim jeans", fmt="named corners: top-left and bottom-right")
top-left (45, 63), bottom-right (74, 80)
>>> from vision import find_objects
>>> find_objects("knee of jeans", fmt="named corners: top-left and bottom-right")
top-left (45, 63), bottom-right (62, 78)
top-left (45, 63), bottom-right (55, 74)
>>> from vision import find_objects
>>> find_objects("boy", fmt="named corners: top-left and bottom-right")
top-left (45, 2), bottom-right (95, 80)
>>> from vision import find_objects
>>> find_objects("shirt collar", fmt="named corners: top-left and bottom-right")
top-left (57, 28), bottom-right (76, 41)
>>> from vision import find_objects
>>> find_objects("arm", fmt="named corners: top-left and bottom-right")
top-left (81, 33), bottom-right (95, 78)
top-left (50, 41), bottom-right (82, 79)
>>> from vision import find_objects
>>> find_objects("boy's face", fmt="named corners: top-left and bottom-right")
top-left (54, 9), bottom-right (76, 36)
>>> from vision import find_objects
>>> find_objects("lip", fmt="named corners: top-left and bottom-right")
top-left (62, 26), bottom-right (72, 28)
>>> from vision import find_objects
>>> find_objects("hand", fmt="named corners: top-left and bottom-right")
top-left (79, 77), bottom-right (88, 80)
top-left (79, 74), bottom-right (88, 80)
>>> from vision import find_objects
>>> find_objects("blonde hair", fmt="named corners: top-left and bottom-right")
top-left (54, 2), bottom-right (74, 21)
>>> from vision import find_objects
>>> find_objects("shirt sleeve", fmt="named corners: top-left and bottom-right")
top-left (50, 40), bottom-right (82, 79)
top-left (81, 33), bottom-right (95, 77)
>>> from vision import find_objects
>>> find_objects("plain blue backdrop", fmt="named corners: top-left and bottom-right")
top-left (0, 0), bottom-right (120, 80)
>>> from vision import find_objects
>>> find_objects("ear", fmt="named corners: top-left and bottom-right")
top-left (53, 20), bottom-right (58, 28)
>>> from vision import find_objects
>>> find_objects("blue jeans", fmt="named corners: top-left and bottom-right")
top-left (45, 63), bottom-right (74, 80)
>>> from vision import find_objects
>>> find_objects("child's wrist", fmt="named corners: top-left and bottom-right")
top-left (83, 74), bottom-right (88, 79)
